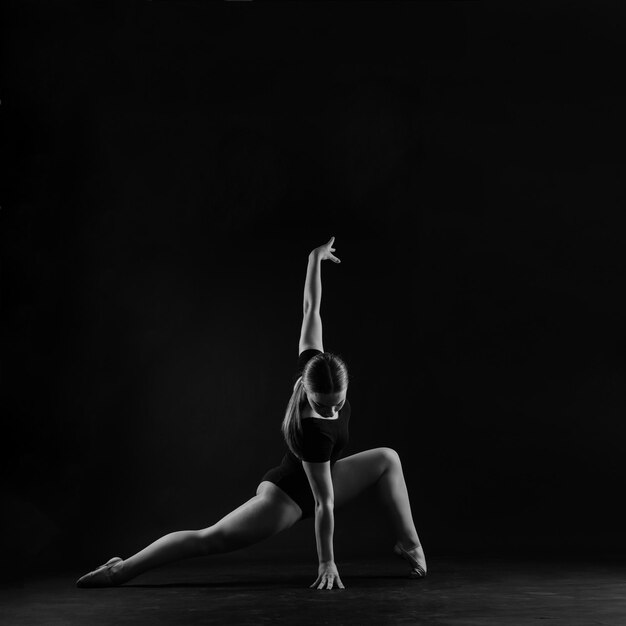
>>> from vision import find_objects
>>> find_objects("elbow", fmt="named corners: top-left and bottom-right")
top-left (315, 498), bottom-right (334, 511)
top-left (303, 303), bottom-right (320, 316)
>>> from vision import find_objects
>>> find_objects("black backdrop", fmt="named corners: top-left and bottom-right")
top-left (2, 1), bottom-right (625, 576)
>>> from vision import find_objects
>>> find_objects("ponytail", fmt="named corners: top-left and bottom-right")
top-left (281, 353), bottom-right (349, 460)
top-left (281, 375), bottom-right (306, 460)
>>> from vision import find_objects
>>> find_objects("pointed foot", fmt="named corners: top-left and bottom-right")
top-left (76, 557), bottom-right (124, 588)
top-left (393, 542), bottom-right (427, 578)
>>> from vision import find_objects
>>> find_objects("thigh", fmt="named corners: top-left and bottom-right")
top-left (331, 447), bottom-right (397, 510)
top-left (256, 480), bottom-right (304, 524)
top-left (205, 482), bottom-right (302, 550)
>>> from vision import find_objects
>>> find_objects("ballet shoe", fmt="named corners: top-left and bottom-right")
top-left (393, 541), bottom-right (427, 578)
top-left (76, 557), bottom-right (124, 588)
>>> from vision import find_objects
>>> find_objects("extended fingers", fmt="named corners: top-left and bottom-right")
top-left (311, 574), bottom-right (344, 590)
top-left (326, 236), bottom-right (340, 263)
top-left (325, 574), bottom-right (344, 589)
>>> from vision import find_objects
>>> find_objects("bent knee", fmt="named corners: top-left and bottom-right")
top-left (378, 446), bottom-right (401, 468)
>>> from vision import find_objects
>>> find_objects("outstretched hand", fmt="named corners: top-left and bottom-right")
top-left (311, 236), bottom-right (341, 263)
top-left (310, 561), bottom-right (346, 590)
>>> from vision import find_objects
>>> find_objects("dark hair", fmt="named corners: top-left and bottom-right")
top-left (281, 352), bottom-right (349, 460)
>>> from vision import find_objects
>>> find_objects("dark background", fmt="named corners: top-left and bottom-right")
top-left (2, 1), bottom-right (625, 577)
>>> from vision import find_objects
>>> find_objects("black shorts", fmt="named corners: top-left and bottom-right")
top-left (261, 464), bottom-right (315, 520)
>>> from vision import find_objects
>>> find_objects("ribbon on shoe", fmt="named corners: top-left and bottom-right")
top-left (76, 557), bottom-right (123, 588)
top-left (393, 542), bottom-right (427, 578)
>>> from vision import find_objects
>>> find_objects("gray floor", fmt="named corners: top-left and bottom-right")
top-left (2, 556), bottom-right (625, 625)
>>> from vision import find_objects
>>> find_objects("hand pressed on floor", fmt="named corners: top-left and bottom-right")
top-left (310, 560), bottom-right (345, 590)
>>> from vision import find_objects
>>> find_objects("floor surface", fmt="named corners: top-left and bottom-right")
top-left (2, 556), bottom-right (625, 625)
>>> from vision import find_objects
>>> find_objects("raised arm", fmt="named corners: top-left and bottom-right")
top-left (299, 237), bottom-right (341, 355)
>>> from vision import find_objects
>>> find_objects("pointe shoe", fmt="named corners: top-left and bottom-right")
top-left (76, 557), bottom-right (124, 588)
top-left (393, 541), bottom-right (427, 578)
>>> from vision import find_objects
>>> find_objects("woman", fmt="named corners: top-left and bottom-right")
top-left (76, 237), bottom-right (427, 591)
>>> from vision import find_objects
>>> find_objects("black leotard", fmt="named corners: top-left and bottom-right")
top-left (260, 348), bottom-right (351, 519)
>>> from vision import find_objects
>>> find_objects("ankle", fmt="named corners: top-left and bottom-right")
top-left (110, 560), bottom-right (127, 584)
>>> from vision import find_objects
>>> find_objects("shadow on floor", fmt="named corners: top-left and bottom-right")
top-left (3, 556), bottom-right (625, 626)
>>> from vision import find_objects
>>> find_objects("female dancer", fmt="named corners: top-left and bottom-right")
top-left (76, 237), bottom-right (427, 591)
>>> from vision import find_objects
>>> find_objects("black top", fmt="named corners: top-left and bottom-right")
top-left (260, 348), bottom-right (351, 518)
top-left (291, 348), bottom-right (351, 463)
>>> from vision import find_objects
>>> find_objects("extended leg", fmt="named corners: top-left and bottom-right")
top-left (90, 483), bottom-right (301, 585)
top-left (115, 528), bottom-right (210, 583)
